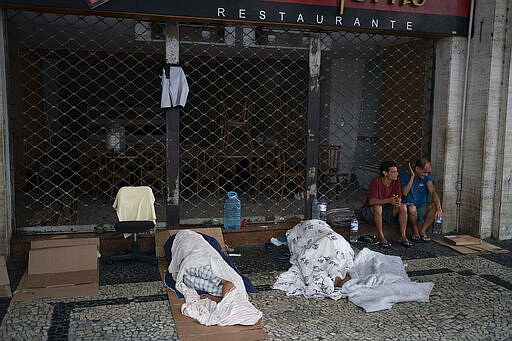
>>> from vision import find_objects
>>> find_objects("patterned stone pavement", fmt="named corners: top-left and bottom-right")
top-left (0, 238), bottom-right (511, 340)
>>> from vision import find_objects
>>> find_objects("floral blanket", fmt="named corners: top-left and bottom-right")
top-left (272, 219), bottom-right (354, 300)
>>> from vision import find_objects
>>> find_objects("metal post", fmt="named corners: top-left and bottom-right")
top-left (164, 21), bottom-right (180, 227)
top-left (305, 33), bottom-right (321, 218)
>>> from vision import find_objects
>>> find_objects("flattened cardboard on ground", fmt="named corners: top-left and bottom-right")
top-left (12, 238), bottom-right (99, 301)
top-left (157, 228), bottom-right (267, 341)
top-left (434, 236), bottom-right (508, 255)
top-left (0, 256), bottom-right (12, 298)
top-left (444, 235), bottom-right (482, 246)
top-left (168, 290), bottom-right (266, 341)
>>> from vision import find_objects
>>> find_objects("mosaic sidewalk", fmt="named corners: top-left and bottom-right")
top-left (0, 240), bottom-right (510, 340)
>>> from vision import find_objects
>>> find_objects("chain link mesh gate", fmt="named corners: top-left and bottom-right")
top-left (318, 33), bottom-right (434, 214)
top-left (179, 24), bottom-right (310, 225)
top-left (7, 11), bottom-right (167, 227)
top-left (5, 10), bottom-right (433, 229)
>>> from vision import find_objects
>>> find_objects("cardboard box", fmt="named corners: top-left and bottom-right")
top-left (0, 256), bottom-right (12, 298)
top-left (31, 237), bottom-right (100, 250)
top-left (12, 238), bottom-right (99, 301)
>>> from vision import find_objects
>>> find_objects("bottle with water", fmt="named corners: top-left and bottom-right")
top-left (319, 197), bottom-right (328, 221)
top-left (349, 217), bottom-right (359, 243)
top-left (433, 216), bottom-right (442, 235)
top-left (312, 196), bottom-right (320, 220)
top-left (224, 191), bottom-right (241, 230)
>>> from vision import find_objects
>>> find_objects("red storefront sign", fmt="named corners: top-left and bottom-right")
top-left (0, 0), bottom-right (471, 36)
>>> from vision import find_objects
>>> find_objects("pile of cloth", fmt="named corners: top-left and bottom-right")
top-left (273, 219), bottom-right (434, 312)
top-left (340, 247), bottom-right (434, 312)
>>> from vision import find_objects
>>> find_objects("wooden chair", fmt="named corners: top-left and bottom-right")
top-left (140, 145), bottom-right (166, 201)
top-left (277, 149), bottom-right (306, 199)
top-left (221, 98), bottom-right (254, 148)
top-left (250, 148), bottom-right (281, 197)
top-left (77, 140), bottom-right (108, 197)
top-left (320, 145), bottom-right (353, 199)
top-left (109, 148), bottom-right (140, 198)
top-left (193, 150), bottom-right (221, 197)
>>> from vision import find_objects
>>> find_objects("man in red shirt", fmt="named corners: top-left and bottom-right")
top-left (361, 160), bottom-right (411, 248)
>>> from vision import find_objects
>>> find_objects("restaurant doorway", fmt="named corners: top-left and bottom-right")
top-left (5, 11), bottom-right (434, 230)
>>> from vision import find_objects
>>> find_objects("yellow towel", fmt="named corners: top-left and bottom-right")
top-left (112, 186), bottom-right (156, 224)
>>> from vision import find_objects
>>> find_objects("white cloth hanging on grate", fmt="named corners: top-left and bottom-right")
top-left (160, 65), bottom-right (189, 109)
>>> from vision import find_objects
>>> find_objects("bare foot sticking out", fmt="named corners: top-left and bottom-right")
top-left (334, 275), bottom-right (351, 287)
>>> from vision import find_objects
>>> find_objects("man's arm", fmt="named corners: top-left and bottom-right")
top-left (401, 163), bottom-right (415, 196)
top-left (369, 188), bottom-right (401, 207)
top-left (427, 180), bottom-right (443, 216)
top-left (368, 196), bottom-right (394, 206)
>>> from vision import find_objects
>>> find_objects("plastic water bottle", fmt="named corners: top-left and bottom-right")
top-left (312, 197), bottom-right (320, 219)
top-left (433, 217), bottom-right (442, 235)
top-left (319, 198), bottom-right (328, 221)
top-left (224, 191), bottom-right (241, 230)
top-left (349, 217), bottom-right (359, 243)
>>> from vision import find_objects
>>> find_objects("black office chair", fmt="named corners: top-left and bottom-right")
top-left (108, 220), bottom-right (157, 264)
top-left (108, 186), bottom-right (158, 265)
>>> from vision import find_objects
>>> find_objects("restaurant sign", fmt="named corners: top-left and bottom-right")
top-left (1, 0), bottom-right (471, 36)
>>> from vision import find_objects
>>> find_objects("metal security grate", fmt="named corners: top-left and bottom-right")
top-left (178, 24), bottom-right (309, 224)
top-left (7, 12), bottom-right (166, 227)
top-left (318, 33), bottom-right (434, 211)
top-left (6, 11), bottom-right (433, 229)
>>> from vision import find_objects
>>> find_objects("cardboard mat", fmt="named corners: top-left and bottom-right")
top-left (433, 235), bottom-right (509, 255)
top-left (12, 237), bottom-right (99, 301)
top-left (156, 228), bottom-right (267, 341)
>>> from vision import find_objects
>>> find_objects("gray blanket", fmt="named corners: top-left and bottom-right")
top-left (340, 247), bottom-right (434, 312)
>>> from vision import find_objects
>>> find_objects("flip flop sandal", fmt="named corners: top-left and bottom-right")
top-left (411, 235), bottom-right (422, 242)
top-left (377, 241), bottom-right (392, 249)
top-left (400, 240), bottom-right (413, 248)
top-left (420, 236), bottom-right (431, 242)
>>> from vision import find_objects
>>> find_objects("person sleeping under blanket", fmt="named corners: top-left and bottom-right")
top-left (164, 229), bottom-right (262, 326)
top-left (273, 220), bottom-right (434, 312)
top-left (272, 219), bottom-right (355, 300)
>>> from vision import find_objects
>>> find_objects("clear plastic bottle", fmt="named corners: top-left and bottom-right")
top-left (433, 217), bottom-right (442, 235)
top-left (349, 217), bottom-right (359, 243)
top-left (312, 197), bottom-right (320, 220)
top-left (224, 191), bottom-right (241, 230)
top-left (319, 198), bottom-right (328, 221)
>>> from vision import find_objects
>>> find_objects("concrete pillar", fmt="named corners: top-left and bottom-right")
top-left (454, 0), bottom-right (512, 239)
top-left (0, 11), bottom-right (13, 255)
top-left (431, 36), bottom-right (466, 236)
top-left (495, 0), bottom-right (512, 239)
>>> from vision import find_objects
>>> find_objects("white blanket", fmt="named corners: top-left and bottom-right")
top-left (169, 230), bottom-right (262, 326)
top-left (272, 220), bottom-right (354, 300)
top-left (340, 247), bottom-right (434, 312)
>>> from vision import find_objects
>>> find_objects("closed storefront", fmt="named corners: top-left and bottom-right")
top-left (0, 1), bottom-right (470, 232)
